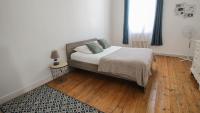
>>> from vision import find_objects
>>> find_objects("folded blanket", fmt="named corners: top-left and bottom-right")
top-left (98, 47), bottom-right (153, 87)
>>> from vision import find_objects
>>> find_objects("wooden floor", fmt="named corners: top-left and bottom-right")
top-left (48, 56), bottom-right (200, 113)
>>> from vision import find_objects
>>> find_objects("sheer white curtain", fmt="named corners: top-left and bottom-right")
top-left (129, 0), bottom-right (157, 48)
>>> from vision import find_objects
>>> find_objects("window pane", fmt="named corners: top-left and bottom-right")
top-left (129, 0), bottom-right (157, 34)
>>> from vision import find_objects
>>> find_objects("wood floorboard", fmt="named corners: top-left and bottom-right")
top-left (48, 56), bottom-right (200, 113)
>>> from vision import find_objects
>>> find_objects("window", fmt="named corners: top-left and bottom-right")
top-left (129, 0), bottom-right (157, 34)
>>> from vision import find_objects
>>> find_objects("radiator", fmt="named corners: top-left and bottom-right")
top-left (132, 40), bottom-right (149, 48)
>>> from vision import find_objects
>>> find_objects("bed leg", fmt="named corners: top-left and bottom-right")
top-left (140, 87), bottom-right (145, 93)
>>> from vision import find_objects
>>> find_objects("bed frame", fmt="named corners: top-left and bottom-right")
top-left (66, 38), bottom-right (148, 89)
top-left (66, 39), bottom-right (99, 72)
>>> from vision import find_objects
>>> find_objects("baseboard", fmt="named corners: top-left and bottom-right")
top-left (153, 52), bottom-right (194, 63)
top-left (153, 52), bottom-right (188, 58)
top-left (0, 76), bottom-right (52, 105)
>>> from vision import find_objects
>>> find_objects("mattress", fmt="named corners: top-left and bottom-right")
top-left (71, 46), bottom-right (121, 65)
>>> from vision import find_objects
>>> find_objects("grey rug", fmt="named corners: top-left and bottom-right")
top-left (0, 85), bottom-right (103, 113)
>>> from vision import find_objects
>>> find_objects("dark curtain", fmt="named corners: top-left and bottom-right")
top-left (151, 0), bottom-right (164, 46)
top-left (123, 0), bottom-right (129, 44)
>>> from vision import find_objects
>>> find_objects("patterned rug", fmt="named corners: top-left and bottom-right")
top-left (0, 85), bottom-right (103, 113)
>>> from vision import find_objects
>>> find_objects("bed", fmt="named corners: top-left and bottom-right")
top-left (66, 39), bottom-right (153, 87)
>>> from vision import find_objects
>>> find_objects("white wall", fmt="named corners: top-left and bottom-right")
top-left (111, 0), bottom-right (200, 56)
top-left (0, 0), bottom-right (111, 103)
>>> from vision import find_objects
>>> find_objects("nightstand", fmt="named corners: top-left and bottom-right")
top-left (49, 61), bottom-right (69, 80)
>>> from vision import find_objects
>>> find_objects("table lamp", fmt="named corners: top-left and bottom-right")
top-left (51, 50), bottom-right (60, 65)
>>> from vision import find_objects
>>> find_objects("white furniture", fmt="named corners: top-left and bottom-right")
top-left (191, 40), bottom-right (200, 90)
top-left (49, 61), bottom-right (69, 80)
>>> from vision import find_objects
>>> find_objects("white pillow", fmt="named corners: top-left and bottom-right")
top-left (74, 45), bottom-right (92, 54)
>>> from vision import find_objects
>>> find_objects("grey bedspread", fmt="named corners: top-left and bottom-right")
top-left (98, 47), bottom-right (153, 87)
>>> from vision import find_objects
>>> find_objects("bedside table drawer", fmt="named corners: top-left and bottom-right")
top-left (50, 65), bottom-right (69, 79)
top-left (61, 66), bottom-right (69, 73)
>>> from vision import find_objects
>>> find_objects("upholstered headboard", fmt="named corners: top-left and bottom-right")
top-left (66, 38), bottom-right (97, 65)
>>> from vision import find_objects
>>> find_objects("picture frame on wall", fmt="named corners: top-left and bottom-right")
top-left (175, 2), bottom-right (196, 18)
